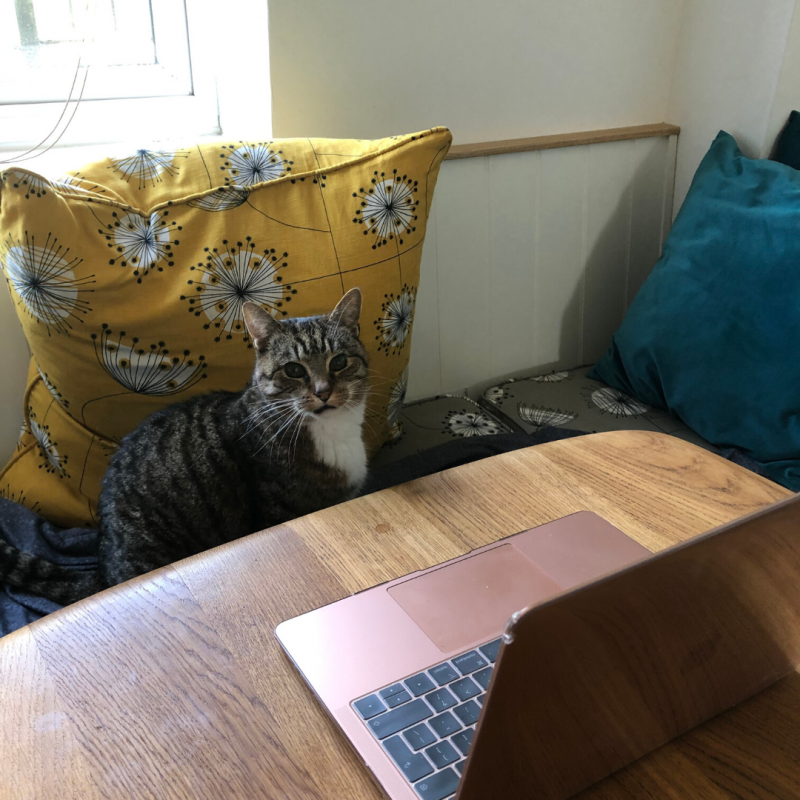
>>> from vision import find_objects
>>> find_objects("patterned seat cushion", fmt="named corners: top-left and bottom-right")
top-left (373, 366), bottom-right (714, 468)
top-left (472, 366), bottom-right (714, 450)
top-left (371, 395), bottom-right (513, 468)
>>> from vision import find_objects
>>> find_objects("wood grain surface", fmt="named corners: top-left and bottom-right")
top-left (1, 431), bottom-right (793, 800)
top-left (444, 123), bottom-right (681, 160)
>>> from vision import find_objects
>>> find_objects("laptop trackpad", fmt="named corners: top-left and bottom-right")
top-left (388, 544), bottom-right (563, 653)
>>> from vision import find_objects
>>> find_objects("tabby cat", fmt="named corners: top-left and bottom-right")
top-left (0, 289), bottom-right (369, 605)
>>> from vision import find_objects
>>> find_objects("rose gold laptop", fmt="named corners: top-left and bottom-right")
top-left (276, 497), bottom-right (800, 800)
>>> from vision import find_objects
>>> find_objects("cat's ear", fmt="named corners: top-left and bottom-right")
top-left (330, 288), bottom-right (362, 335)
top-left (243, 302), bottom-right (281, 352)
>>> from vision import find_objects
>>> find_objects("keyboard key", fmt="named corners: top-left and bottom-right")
top-left (368, 699), bottom-right (432, 739)
top-left (451, 727), bottom-right (474, 756)
top-left (384, 689), bottom-right (412, 708)
top-left (380, 683), bottom-right (406, 699)
top-left (354, 694), bottom-right (385, 720)
top-left (479, 638), bottom-right (502, 663)
top-left (383, 735), bottom-right (434, 782)
top-left (454, 700), bottom-right (480, 726)
top-left (425, 687), bottom-right (457, 712)
top-left (429, 662), bottom-right (459, 686)
top-left (476, 694), bottom-right (485, 706)
top-left (403, 723), bottom-right (437, 751)
top-left (452, 650), bottom-right (488, 675)
top-left (405, 672), bottom-right (436, 697)
top-left (414, 768), bottom-right (460, 800)
top-left (474, 666), bottom-right (493, 691)
top-left (429, 711), bottom-right (461, 738)
top-left (451, 677), bottom-right (480, 702)
top-left (425, 740), bottom-right (459, 769)
top-left (455, 760), bottom-right (467, 775)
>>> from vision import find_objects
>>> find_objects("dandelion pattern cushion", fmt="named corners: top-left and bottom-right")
top-left (474, 366), bottom-right (713, 448)
top-left (0, 129), bottom-right (451, 526)
top-left (371, 395), bottom-right (513, 467)
top-left (371, 367), bottom-right (712, 469)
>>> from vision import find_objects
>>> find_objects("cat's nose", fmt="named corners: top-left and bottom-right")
top-left (314, 383), bottom-right (331, 403)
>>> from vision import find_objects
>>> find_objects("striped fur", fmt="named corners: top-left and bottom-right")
top-left (1, 290), bottom-right (369, 605)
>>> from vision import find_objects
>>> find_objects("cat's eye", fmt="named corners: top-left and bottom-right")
top-left (283, 362), bottom-right (306, 378)
top-left (329, 354), bottom-right (348, 372)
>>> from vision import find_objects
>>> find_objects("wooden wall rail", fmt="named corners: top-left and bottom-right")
top-left (445, 123), bottom-right (681, 160)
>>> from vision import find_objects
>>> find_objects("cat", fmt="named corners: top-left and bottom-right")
top-left (0, 289), bottom-right (369, 605)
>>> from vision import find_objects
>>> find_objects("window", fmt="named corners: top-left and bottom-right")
top-left (2, 0), bottom-right (193, 104)
top-left (0, 0), bottom-right (271, 156)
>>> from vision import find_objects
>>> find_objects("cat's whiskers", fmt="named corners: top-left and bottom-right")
top-left (254, 418), bottom-right (292, 458)
top-left (285, 411), bottom-right (306, 463)
top-left (242, 408), bottom-right (292, 438)
top-left (246, 400), bottom-right (297, 428)
top-left (246, 404), bottom-right (300, 452)
top-left (359, 409), bottom-right (381, 438)
top-left (344, 383), bottom-right (371, 406)
top-left (344, 396), bottom-right (370, 413)
top-left (259, 402), bottom-right (299, 429)
top-left (254, 406), bottom-right (297, 438)
top-left (240, 399), bottom-right (299, 438)
top-left (242, 412), bottom-right (292, 442)
top-left (361, 421), bottom-right (379, 443)
top-left (364, 373), bottom-right (394, 384)
top-left (257, 406), bottom-right (304, 458)
top-left (363, 372), bottom-right (396, 388)
top-left (278, 405), bottom-right (304, 444)
top-left (242, 396), bottom-right (297, 424)
top-left (265, 414), bottom-right (303, 461)
top-left (241, 400), bottom-right (295, 429)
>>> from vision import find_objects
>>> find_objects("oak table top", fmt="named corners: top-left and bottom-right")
top-left (2, 431), bottom-right (796, 800)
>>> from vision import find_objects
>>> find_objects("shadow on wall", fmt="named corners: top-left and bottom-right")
top-left (558, 140), bottom-right (669, 371)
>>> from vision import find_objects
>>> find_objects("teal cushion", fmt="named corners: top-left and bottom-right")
top-left (590, 131), bottom-right (800, 490)
top-left (773, 110), bottom-right (800, 170)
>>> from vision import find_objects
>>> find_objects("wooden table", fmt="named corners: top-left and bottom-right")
top-left (2, 431), bottom-right (798, 800)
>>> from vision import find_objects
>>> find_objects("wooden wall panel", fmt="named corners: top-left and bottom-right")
top-left (434, 157), bottom-right (493, 392)
top-left (486, 151), bottom-right (539, 377)
top-left (628, 136), bottom-right (671, 305)
top-left (533, 146), bottom-right (588, 373)
top-left (582, 139), bottom-right (634, 365)
top-left (407, 134), bottom-right (677, 401)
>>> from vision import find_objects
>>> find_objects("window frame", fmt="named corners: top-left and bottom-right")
top-left (2, 0), bottom-right (193, 105)
top-left (0, 0), bottom-right (272, 156)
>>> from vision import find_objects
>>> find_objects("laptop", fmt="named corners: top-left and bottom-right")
top-left (276, 496), bottom-right (800, 800)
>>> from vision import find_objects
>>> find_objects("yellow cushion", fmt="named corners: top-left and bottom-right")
top-left (0, 128), bottom-right (451, 527)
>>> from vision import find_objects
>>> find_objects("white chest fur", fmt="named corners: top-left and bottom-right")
top-left (307, 402), bottom-right (368, 488)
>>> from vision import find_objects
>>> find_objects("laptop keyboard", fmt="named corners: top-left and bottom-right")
top-left (352, 637), bottom-right (501, 800)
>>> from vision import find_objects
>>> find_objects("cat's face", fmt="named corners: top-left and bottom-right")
top-left (243, 289), bottom-right (369, 419)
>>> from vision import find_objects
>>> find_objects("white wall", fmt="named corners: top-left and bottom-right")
top-left (766, 2), bottom-right (800, 155)
top-left (667, 0), bottom-right (797, 212)
top-left (270, 0), bottom-right (800, 217)
top-left (269, 0), bottom-right (685, 142)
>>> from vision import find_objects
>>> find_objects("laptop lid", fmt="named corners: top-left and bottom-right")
top-left (458, 494), bottom-right (800, 799)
